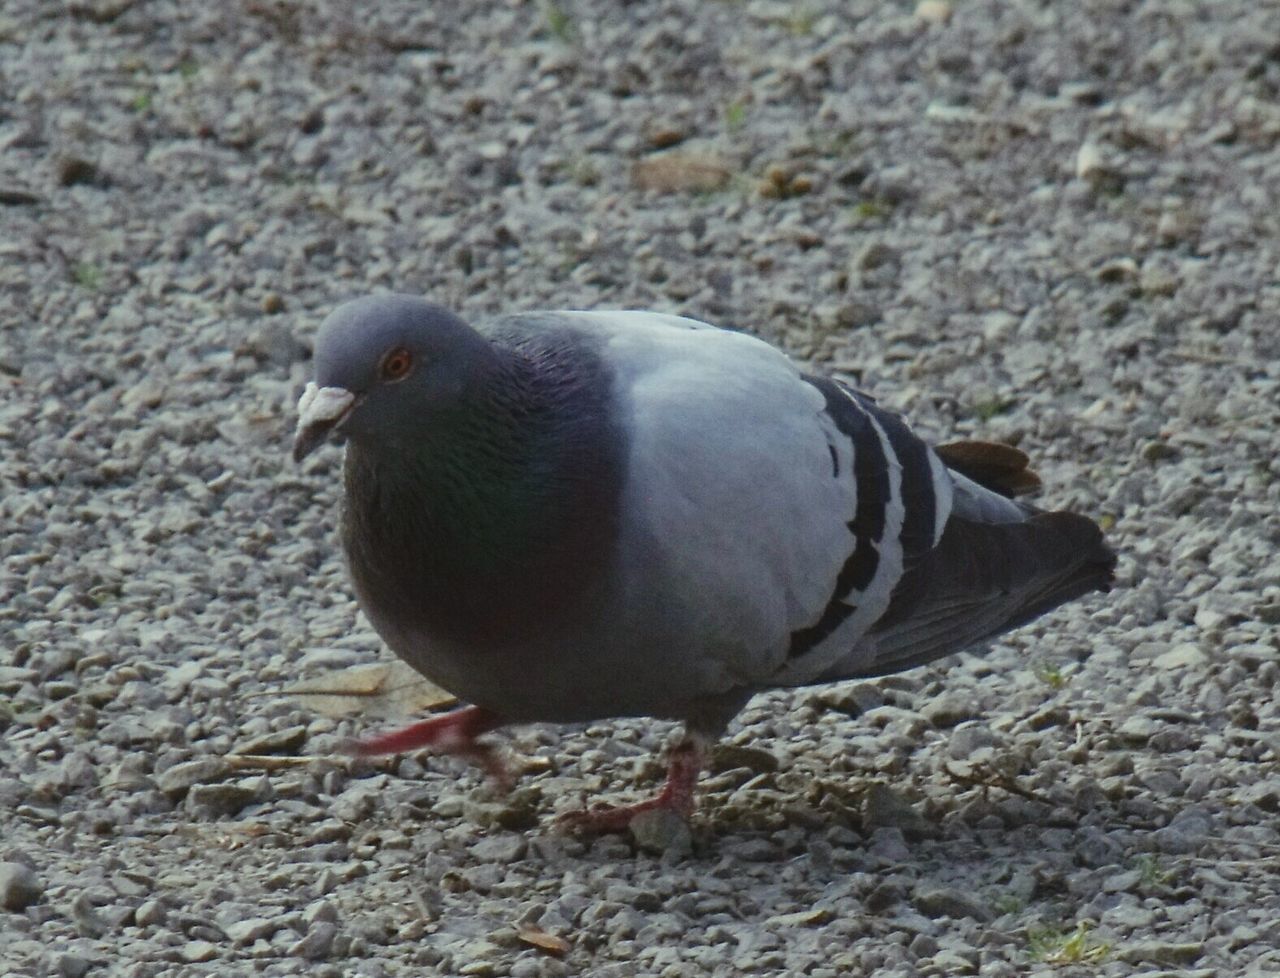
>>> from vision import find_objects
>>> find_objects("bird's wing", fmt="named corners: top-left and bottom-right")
top-left (495, 311), bottom-right (1112, 711)
top-left (549, 312), bottom-right (951, 696)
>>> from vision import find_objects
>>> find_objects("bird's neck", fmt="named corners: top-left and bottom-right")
top-left (342, 343), bottom-right (621, 645)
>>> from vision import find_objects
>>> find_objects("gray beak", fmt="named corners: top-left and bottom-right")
top-left (293, 383), bottom-right (356, 462)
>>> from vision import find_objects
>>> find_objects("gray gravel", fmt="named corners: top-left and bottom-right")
top-left (3, 1), bottom-right (1279, 975)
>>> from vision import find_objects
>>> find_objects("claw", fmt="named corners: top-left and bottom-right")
top-left (345, 706), bottom-right (515, 788)
top-left (556, 735), bottom-right (705, 835)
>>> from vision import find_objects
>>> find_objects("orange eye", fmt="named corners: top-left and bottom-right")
top-left (381, 347), bottom-right (413, 382)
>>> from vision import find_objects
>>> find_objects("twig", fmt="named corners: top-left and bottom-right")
top-left (943, 763), bottom-right (1055, 805)
top-left (223, 754), bottom-right (323, 770)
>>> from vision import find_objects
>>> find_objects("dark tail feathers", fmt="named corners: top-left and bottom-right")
top-left (823, 510), bottom-right (1116, 681)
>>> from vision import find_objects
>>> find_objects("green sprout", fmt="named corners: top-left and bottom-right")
top-left (73, 263), bottom-right (103, 290)
top-left (1027, 921), bottom-right (1110, 964)
top-left (1033, 660), bottom-right (1068, 690)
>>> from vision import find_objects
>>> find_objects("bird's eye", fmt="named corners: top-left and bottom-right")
top-left (380, 347), bottom-right (413, 382)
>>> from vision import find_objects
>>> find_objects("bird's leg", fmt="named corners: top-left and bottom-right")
top-left (558, 732), bottom-right (709, 834)
top-left (346, 706), bottom-right (515, 789)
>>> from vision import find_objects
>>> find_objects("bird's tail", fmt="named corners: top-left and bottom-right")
top-left (822, 509), bottom-right (1117, 681)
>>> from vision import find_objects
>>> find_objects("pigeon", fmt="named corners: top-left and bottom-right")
top-left (293, 294), bottom-right (1116, 830)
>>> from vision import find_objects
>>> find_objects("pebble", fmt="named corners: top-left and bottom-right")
top-left (156, 758), bottom-right (232, 798)
top-left (912, 887), bottom-right (994, 922)
top-left (1118, 716), bottom-right (1158, 744)
top-left (56, 954), bottom-right (93, 978)
top-left (1152, 643), bottom-right (1209, 670)
top-left (628, 809), bottom-right (693, 857)
top-left (290, 921), bottom-right (338, 960)
top-left (920, 697), bottom-right (977, 729)
top-left (863, 783), bottom-right (932, 839)
top-left (225, 917), bottom-right (280, 944)
top-left (471, 834), bottom-right (529, 863)
top-left (134, 900), bottom-right (166, 928)
top-left (180, 941), bottom-right (219, 963)
top-left (186, 783), bottom-right (257, 818)
top-left (1116, 942), bottom-right (1206, 966)
top-left (866, 828), bottom-right (912, 864)
top-left (0, 861), bottom-right (42, 911)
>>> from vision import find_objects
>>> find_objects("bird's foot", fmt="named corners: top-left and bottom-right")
top-left (557, 736), bottom-right (704, 835)
top-left (345, 706), bottom-right (516, 790)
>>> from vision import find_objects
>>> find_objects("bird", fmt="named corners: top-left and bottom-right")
top-left (293, 293), bottom-right (1116, 832)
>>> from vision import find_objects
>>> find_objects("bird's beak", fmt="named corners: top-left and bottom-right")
top-left (293, 383), bottom-right (357, 462)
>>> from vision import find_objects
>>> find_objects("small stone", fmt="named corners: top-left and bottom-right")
top-left (471, 834), bottom-right (528, 863)
top-left (913, 886), bottom-right (995, 922)
top-left (1118, 716), bottom-right (1157, 744)
top-left (863, 782), bottom-right (932, 839)
top-left (815, 683), bottom-right (883, 716)
top-left (726, 837), bottom-right (778, 862)
top-left (1026, 705), bottom-right (1071, 730)
top-left (119, 377), bottom-right (167, 409)
top-left (186, 782), bottom-right (256, 818)
top-left (135, 899), bottom-right (166, 927)
top-left (629, 808), bottom-right (692, 856)
top-left (290, 921), bottom-right (337, 960)
top-left (157, 757), bottom-right (231, 798)
top-left (462, 787), bottom-right (541, 831)
top-left (1156, 208), bottom-right (1196, 245)
top-left (232, 725), bottom-right (308, 756)
top-left (0, 187), bottom-right (40, 205)
top-left (646, 125), bottom-right (687, 149)
top-left (246, 322), bottom-right (307, 367)
top-left (930, 950), bottom-right (979, 974)
top-left (1152, 643), bottom-right (1208, 670)
top-left (261, 292), bottom-right (285, 315)
top-left (948, 723), bottom-right (1000, 760)
top-left (920, 697), bottom-right (976, 728)
top-left (226, 917), bottom-right (280, 944)
top-left (1115, 941), bottom-right (1204, 966)
top-left (866, 827), bottom-right (911, 863)
top-left (709, 744), bottom-right (779, 773)
top-left (766, 907), bottom-right (833, 927)
top-left (1075, 142), bottom-right (1106, 181)
top-left (181, 941), bottom-right (218, 963)
top-left (908, 933), bottom-right (940, 957)
top-left (0, 861), bottom-right (42, 910)
top-left (303, 901), bottom-right (338, 927)
top-left (1077, 828), bottom-right (1125, 867)
top-left (1096, 257), bottom-right (1139, 282)
top-left (1102, 869), bottom-right (1142, 893)
top-left (603, 883), bottom-right (661, 911)
top-left (1141, 440), bottom-right (1179, 462)
top-left (56, 954), bottom-right (93, 978)
top-left (1254, 602), bottom-right (1280, 625)
top-left (854, 241), bottom-right (901, 272)
top-left (57, 156), bottom-right (100, 187)
top-left (865, 879), bottom-right (904, 912)
top-left (914, 0), bottom-right (952, 23)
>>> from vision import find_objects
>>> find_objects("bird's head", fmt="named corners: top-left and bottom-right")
top-left (292, 294), bottom-right (495, 462)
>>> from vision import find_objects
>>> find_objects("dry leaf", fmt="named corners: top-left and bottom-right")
top-left (280, 661), bottom-right (457, 719)
top-left (631, 152), bottom-right (731, 193)
top-left (516, 926), bottom-right (571, 957)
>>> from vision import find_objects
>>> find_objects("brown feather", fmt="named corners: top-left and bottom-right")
top-left (935, 440), bottom-right (1042, 498)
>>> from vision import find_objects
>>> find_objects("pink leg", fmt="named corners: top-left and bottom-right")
top-left (346, 706), bottom-right (514, 788)
top-left (558, 734), bottom-right (708, 834)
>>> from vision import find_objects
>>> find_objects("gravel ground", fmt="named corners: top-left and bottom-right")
top-left (3, 1), bottom-right (1279, 975)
